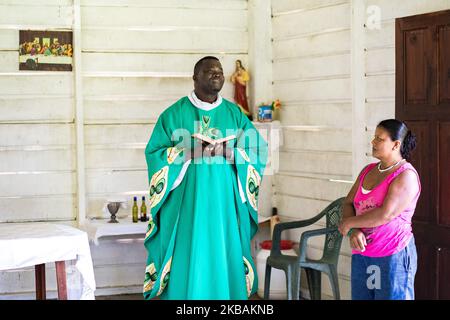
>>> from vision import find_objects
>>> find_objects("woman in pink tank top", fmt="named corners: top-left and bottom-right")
top-left (338, 119), bottom-right (421, 300)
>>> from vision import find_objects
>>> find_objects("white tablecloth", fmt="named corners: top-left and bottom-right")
top-left (0, 223), bottom-right (96, 300)
top-left (81, 218), bottom-right (147, 245)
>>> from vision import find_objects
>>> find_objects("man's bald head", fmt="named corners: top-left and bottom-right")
top-left (193, 56), bottom-right (220, 77)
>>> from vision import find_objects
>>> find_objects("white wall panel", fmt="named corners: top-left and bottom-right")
top-left (365, 101), bottom-right (395, 127)
top-left (272, 0), bottom-right (348, 15)
top-left (365, 0), bottom-right (450, 21)
top-left (0, 52), bottom-right (18, 72)
top-left (0, 0), bottom-right (72, 6)
top-left (93, 264), bottom-right (145, 289)
top-left (0, 124), bottom-right (74, 146)
top-left (83, 77), bottom-right (190, 96)
top-left (276, 194), bottom-right (333, 220)
top-left (86, 170), bottom-right (147, 194)
top-left (0, 197), bottom-right (76, 222)
top-left (365, 74), bottom-right (395, 100)
top-left (279, 151), bottom-right (352, 176)
top-left (84, 100), bottom-right (167, 123)
top-left (80, 0), bottom-right (247, 10)
top-left (272, 2), bottom-right (350, 39)
top-left (82, 77), bottom-right (235, 99)
top-left (274, 78), bottom-right (351, 102)
top-left (0, 98), bottom-right (74, 122)
top-left (84, 124), bottom-right (152, 145)
top-left (282, 129), bottom-right (352, 152)
top-left (0, 5), bottom-right (73, 26)
top-left (271, 0), bottom-right (450, 301)
top-left (0, 0), bottom-right (250, 298)
top-left (275, 175), bottom-right (352, 201)
top-left (364, 20), bottom-right (395, 49)
top-left (0, 150), bottom-right (75, 171)
top-left (0, 74), bottom-right (73, 95)
top-left (82, 52), bottom-right (247, 74)
top-left (0, 30), bottom-right (17, 50)
top-left (89, 238), bottom-right (146, 266)
top-left (81, 6), bottom-right (247, 29)
top-left (0, 173), bottom-right (75, 197)
top-left (365, 48), bottom-right (394, 74)
top-left (86, 149), bottom-right (145, 170)
top-left (273, 53), bottom-right (350, 81)
top-left (279, 103), bottom-right (352, 127)
top-left (273, 30), bottom-right (350, 60)
top-left (81, 29), bottom-right (247, 53)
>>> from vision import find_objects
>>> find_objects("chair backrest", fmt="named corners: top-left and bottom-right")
top-left (322, 197), bottom-right (345, 263)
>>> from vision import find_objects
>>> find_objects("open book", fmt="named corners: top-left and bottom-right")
top-left (192, 133), bottom-right (236, 145)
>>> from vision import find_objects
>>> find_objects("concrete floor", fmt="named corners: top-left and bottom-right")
top-left (95, 293), bottom-right (262, 300)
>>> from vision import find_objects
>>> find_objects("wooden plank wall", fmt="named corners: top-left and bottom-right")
top-left (363, 0), bottom-right (450, 161)
top-left (81, 0), bottom-right (248, 219)
top-left (272, 0), bottom-right (450, 300)
top-left (0, 0), bottom-right (76, 223)
top-left (271, 0), bottom-right (353, 299)
top-left (0, 0), bottom-right (249, 298)
top-left (3, 0), bottom-right (447, 300)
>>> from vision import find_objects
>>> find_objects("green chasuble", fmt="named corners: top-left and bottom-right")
top-left (143, 95), bottom-right (268, 300)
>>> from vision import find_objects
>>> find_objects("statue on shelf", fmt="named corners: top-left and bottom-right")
top-left (230, 60), bottom-right (252, 120)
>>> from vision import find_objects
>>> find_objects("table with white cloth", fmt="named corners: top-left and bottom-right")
top-left (0, 223), bottom-right (96, 300)
top-left (81, 218), bottom-right (147, 245)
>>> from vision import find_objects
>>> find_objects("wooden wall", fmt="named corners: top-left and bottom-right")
top-left (2, 0), bottom-right (448, 300)
top-left (271, 0), bottom-right (450, 300)
top-left (271, 0), bottom-right (353, 299)
top-left (0, 0), bottom-right (250, 298)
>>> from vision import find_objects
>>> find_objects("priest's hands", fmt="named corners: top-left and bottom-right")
top-left (185, 142), bottom-right (234, 162)
top-left (185, 142), bottom-right (209, 160)
top-left (205, 142), bottom-right (234, 162)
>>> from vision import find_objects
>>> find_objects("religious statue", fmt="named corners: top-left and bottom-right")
top-left (230, 60), bottom-right (252, 120)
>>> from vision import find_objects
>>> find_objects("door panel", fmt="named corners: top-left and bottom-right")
top-left (396, 10), bottom-right (450, 299)
top-left (438, 247), bottom-right (450, 299)
top-left (438, 25), bottom-right (450, 104)
top-left (438, 122), bottom-right (450, 227)
top-left (406, 121), bottom-right (430, 223)
top-left (404, 28), bottom-right (433, 106)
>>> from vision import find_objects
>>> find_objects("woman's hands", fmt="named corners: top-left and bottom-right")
top-left (348, 229), bottom-right (367, 252)
top-left (339, 218), bottom-right (368, 251)
top-left (338, 218), bottom-right (352, 237)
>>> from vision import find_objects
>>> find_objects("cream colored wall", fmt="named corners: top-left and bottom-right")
top-left (81, 0), bottom-right (248, 220)
top-left (0, 0), bottom-right (76, 223)
top-left (271, 0), bottom-right (353, 299)
top-left (362, 0), bottom-right (450, 162)
top-left (0, 0), bottom-right (250, 298)
top-left (271, 0), bottom-right (450, 300)
top-left (2, 0), bottom-right (448, 300)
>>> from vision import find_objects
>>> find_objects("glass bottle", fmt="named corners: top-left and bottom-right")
top-left (140, 196), bottom-right (147, 222)
top-left (132, 196), bottom-right (139, 223)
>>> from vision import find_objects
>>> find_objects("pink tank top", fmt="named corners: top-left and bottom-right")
top-left (352, 162), bottom-right (421, 257)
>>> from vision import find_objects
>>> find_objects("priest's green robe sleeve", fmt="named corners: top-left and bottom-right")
top-left (234, 112), bottom-right (269, 239)
top-left (144, 112), bottom-right (188, 238)
top-left (143, 111), bottom-right (189, 298)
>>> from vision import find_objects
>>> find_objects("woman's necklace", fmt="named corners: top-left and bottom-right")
top-left (377, 159), bottom-right (405, 173)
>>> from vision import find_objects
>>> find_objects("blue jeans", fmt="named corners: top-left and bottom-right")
top-left (351, 237), bottom-right (417, 300)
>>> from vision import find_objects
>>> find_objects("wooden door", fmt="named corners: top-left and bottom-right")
top-left (396, 10), bottom-right (450, 299)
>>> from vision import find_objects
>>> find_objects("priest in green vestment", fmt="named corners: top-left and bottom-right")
top-left (143, 56), bottom-right (268, 300)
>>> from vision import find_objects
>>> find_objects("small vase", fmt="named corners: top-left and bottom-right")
top-left (258, 105), bottom-right (273, 122)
